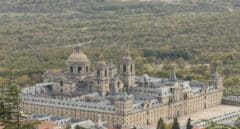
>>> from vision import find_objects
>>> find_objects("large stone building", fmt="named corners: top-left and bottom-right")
top-left (21, 46), bottom-right (223, 128)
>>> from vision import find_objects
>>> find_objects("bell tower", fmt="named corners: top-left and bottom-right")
top-left (120, 45), bottom-right (135, 91)
top-left (94, 54), bottom-right (110, 96)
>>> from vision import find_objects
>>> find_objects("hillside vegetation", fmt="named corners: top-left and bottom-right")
top-left (0, 0), bottom-right (240, 95)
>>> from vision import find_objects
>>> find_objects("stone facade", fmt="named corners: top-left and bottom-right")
top-left (120, 52), bottom-right (136, 91)
top-left (22, 46), bottom-right (224, 128)
top-left (94, 54), bottom-right (110, 96)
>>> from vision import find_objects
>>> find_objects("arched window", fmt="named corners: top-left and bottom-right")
top-left (97, 70), bottom-right (100, 77)
top-left (60, 80), bottom-right (63, 86)
top-left (78, 66), bottom-right (82, 73)
top-left (184, 93), bottom-right (188, 100)
top-left (86, 66), bottom-right (89, 72)
top-left (105, 70), bottom-right (107, 77)
top-left (117, 81), bottom-right (120, 88)
top-left (70, 66), bottom-right (74, 73)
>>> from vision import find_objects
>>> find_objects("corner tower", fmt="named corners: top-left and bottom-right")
top-left (66, 46), bottom-right (90, 78)
top-left (120, 46), bottom-right (135, 91)
top-left (114, 93), bottom-right (133, 127)
top-left (115, 94), bottom-right (133, 115)
top-left (94, 54), bottom-right (110, 96)
top-left (211, 68), bottom-right (223, 90)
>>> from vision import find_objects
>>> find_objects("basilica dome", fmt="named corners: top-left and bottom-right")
top-left (122, 56), bottom-right (132, 63)
top-left (67, 47), bottom-right (89, 63)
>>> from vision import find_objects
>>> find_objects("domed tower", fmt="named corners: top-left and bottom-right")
top-left (66, 46), bottom-right (90, 78)
top-left (120, 46), bottom-right (135, 91)
top-left (94, 54), bottom-right (110, 96)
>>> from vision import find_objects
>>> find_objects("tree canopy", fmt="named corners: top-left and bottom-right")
top-left (0, 0), bottom-right (240, 95)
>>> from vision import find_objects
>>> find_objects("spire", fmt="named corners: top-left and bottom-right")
top-left (122, 44), bottom-right (133, 64)
top-left (126, 44), bottom-right (130, 56)
top-left (170, 71), bottom-right (177, 81)
top-left (212, 67), bottom-right (221, 80)
top-left (99, 53), bottom-right (105, 61)
top-left (109, 58), bottom-right (113, 68)
top-left (109, 58), bottom-right (113, 77)
top-left (173, 71), bottom-right (177, 79)
top-left (75, 45), bottom-right (81, 53)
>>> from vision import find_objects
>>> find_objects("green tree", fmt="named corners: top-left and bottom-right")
top-left (0, 79), bottom-right (38, 129)
top-left (65, 124), bottom-right (71, 129)
top-left (0, 80), bottom-right (20, 122)
top-left (74, 125), bottom-right (86, 129)
top-left (186, 117), bottom-right (193, 129)
top-left (157, 117), bottom-right (166, 129)
top-left (171, 117), bottom-right (180, 129)
top-left (166, 123), bottom-right (173, 129)
top-left (0, 80), bottom-right (19, 129)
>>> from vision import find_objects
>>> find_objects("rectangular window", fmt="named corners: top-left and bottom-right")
top-left (78, 66), bottom-right (82, 73)
top-left (97, 70), bottom-right (100, 77)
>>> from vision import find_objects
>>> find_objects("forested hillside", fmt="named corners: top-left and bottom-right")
top-left (0, 0), bottom-right (240, 95)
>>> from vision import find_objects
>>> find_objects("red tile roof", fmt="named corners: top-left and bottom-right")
top-left (37, 121), bottom-right (58, 129)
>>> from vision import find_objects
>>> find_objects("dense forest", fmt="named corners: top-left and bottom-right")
top-left (0, 0), bottom-right (240, 95)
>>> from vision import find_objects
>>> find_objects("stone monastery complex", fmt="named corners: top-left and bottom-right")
top-left (22, 46), bottom-right (224, 128)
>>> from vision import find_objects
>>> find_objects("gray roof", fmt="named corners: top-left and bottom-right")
top-left (22, 95), bottom-right (116, 113)
top-left (22, 72), bottom-right (221, 114)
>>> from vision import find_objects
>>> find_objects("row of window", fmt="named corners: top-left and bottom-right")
top-left (70, 66), bottom-right (89, 73)
top-left (96, 70), bottom-right (108, 78)
top-left (123, 65), bottom-right (134, 72)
